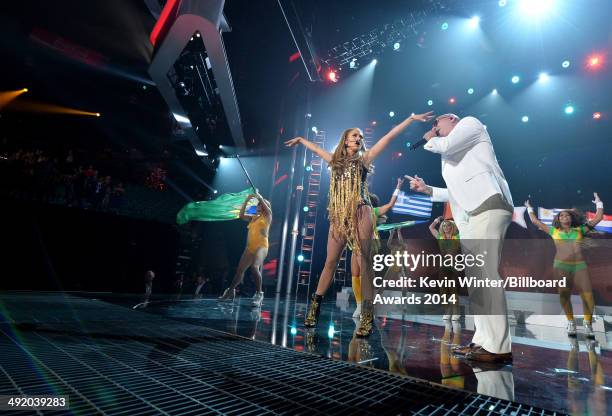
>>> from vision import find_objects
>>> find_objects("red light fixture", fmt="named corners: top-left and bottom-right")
top-left (586, 53), bottom-right (603, 70)
top-left (593, 112), bottom-right (602, 120)
top-left (327, 70), bottom-right (338, 83)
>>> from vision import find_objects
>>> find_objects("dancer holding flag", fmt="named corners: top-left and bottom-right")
top-left (217, 191), bottom-right (272, 306)
top-left (285, 111), bottom-right (434, 337)
top-left (525, 193), bottom-right (604, 337)
top-left (176, 155), bottom-right (272, 307)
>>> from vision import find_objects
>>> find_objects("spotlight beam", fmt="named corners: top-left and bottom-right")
top-left (0, 89), bottom-right (29, 109)
top-left (3, 99), bottom-right (100, 117)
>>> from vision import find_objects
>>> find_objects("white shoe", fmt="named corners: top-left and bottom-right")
top-left (352, 303), bottom-right (362, 318)
top-left (583, 321), bottom-right (594, 338)
top-left (566, 320), bottom-right (577, 336)
top-left (251, 291), bottom-right (264, 307)
top-left (442, 314), bottom-right (451, 321)
top-left (218, 288), bottom-right (235, 302)
top-left (451, 314), bottom-right (461, 322)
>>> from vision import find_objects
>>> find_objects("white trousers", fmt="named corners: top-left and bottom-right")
top-left (474, 368), bottom-right (515, 401)
top-left (460, 209), bottom-right (512, 354)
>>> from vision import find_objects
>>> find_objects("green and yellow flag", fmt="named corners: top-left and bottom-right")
top-left (176, 188), bottom-right (256, 225)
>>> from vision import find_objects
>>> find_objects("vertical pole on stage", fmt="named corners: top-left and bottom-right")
top-left (275, 145), bottom-right (297, 295)
top-left (284, 88), bottom-right (311, 300)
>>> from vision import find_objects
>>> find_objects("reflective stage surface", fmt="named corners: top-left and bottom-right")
top-left (129, 293), bottom-right (612, 415)
top-left (0, 291), bottom-right (609, 415)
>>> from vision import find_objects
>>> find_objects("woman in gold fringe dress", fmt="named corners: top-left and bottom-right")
top-left (284, 111), bottom-right (433, 337)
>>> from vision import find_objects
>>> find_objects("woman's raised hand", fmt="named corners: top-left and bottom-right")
top-left (284, 137), bottom-right (303, 147)
top-left (410, 111), bottom-right (435, 122)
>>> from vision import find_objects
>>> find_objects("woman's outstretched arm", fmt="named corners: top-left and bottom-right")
top-left (586, 192), bottom-right (604, 228)
top-left (285, 136), bottom-right (333, 163)
top-left (377, 177), bottom-right (404, 216)
top-left (363, 111), bottom-right (434, 165)
top-left (525, 200), bottom-right (549, 233)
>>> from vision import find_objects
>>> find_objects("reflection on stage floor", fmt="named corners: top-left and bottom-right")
top-left (120, 292), bottom-right (611, 415)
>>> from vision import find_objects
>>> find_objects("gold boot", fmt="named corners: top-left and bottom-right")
top-left (355, 300), bottom-right (374, 337)
top-left (304, 293), bottom-right (323, 328)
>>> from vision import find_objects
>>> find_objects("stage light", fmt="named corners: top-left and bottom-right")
top-left (492, 89), bottom-right (498, 95)
top-left (213, 190), bottom-right (218, 194)
top-left (498, 0), bottom-right (507, 6)
top-left (290, 326), bottom-right (297, 336)
top-left (327, 70), bottom-right (338, 83)
top-left (538, 72), bottom-right (549, 82)
top-left (449, 97), bottom-right (456, 104)
top-left (519, 0), bottom-right (555, 17)
top-left (173, 113), bottom-right (191, 124)
top-left (593, 112), bottom-right (601, 120)
top-left (393, 42), bottom-right (400, 51)
top-left (349, 59), bottom-right (358, 69)
top-left (306, 113), bottom-right (312, 118)
top-left (297, 254), bottom-right (304, 262)
top-left (511, 75), bottom-right (520, 84)
top-left (303, 206), bottom-right (309, 212)
top-left (311, 126), bottom-right (318, 133)
top-left (389, 111), bottom-right (395, 117)
top-left (406, 142), bottom-right (412, 148)
top-left (564, 105), bottom-right (574, 115)
top-left (371, 121), bottom-right (377, 126)
top-left (398, 152), bottom-right (403, 157)
top-left (305, 165), bottom-right (312, 172)
top-left (562, 60), bottom-right (570, 68)
top-left (22, 88), bottom-right (28, 92)
top-left (372, 59), bottom-right (378, 65)
top-left (522, 115), bottom-right (529, 123)
top-left (441, 22), bottom-right (449, 30)
top-left (427, 99), bottom-right (433, 106)
top-left (467, 88), bottom-right (474, 95)
top-left (195, 149), bottom-right (208, 157)
top-left (95, 113), bottom-right (101, 117)
top-left (196, 33), bottom-right (201, 38)
top-left (587, 54), bottom-right (603, 70)
top-left (327, 324), bottom-right (335, 339)
top-left (468, 16), bottom-right (480, 29)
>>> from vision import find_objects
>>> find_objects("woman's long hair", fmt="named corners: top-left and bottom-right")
top-left (552, 209), bottom-right (584, 229)
top-left (329, 128), bottom-right (369, 170)
top-left (440, 220), bottom-right (459, 237)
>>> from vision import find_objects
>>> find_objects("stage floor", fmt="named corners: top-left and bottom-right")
top-left (0, 291), bottom-right (609, 415)
top-left (126, 292), bottom-right (611, 414)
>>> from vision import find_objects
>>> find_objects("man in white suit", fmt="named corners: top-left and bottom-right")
top-left (408, 114), bottom-right (513, 362)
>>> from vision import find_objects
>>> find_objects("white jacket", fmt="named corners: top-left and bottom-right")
top-left (424, 116), bottom-right (513, 224)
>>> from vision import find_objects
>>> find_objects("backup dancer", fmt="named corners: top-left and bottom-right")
top-left (285, 111), bottom-right (433, 336)
top-left (525, 193), bottom-right (603, 337)
top-left (428, 216), bottom-right (461, 321)
top-left (218, 192), bottom-right (272, 307)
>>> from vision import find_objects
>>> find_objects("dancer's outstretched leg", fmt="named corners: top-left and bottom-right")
top-left (219, 250), bottom-right (254, 301)
top-left (304, 229), bottom-right (346, 327)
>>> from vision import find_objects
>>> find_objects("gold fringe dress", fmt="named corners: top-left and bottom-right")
top-left (328, 158), bottom-right (379, 254)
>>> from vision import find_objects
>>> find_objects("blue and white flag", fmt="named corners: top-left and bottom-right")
top-left (537, 207), bottom-right (567, 226)
top-left (392, 191), bottom-right (433, 218)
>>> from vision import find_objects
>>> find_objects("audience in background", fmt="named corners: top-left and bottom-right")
top-left (0, 144), bottom-right (129, 213)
